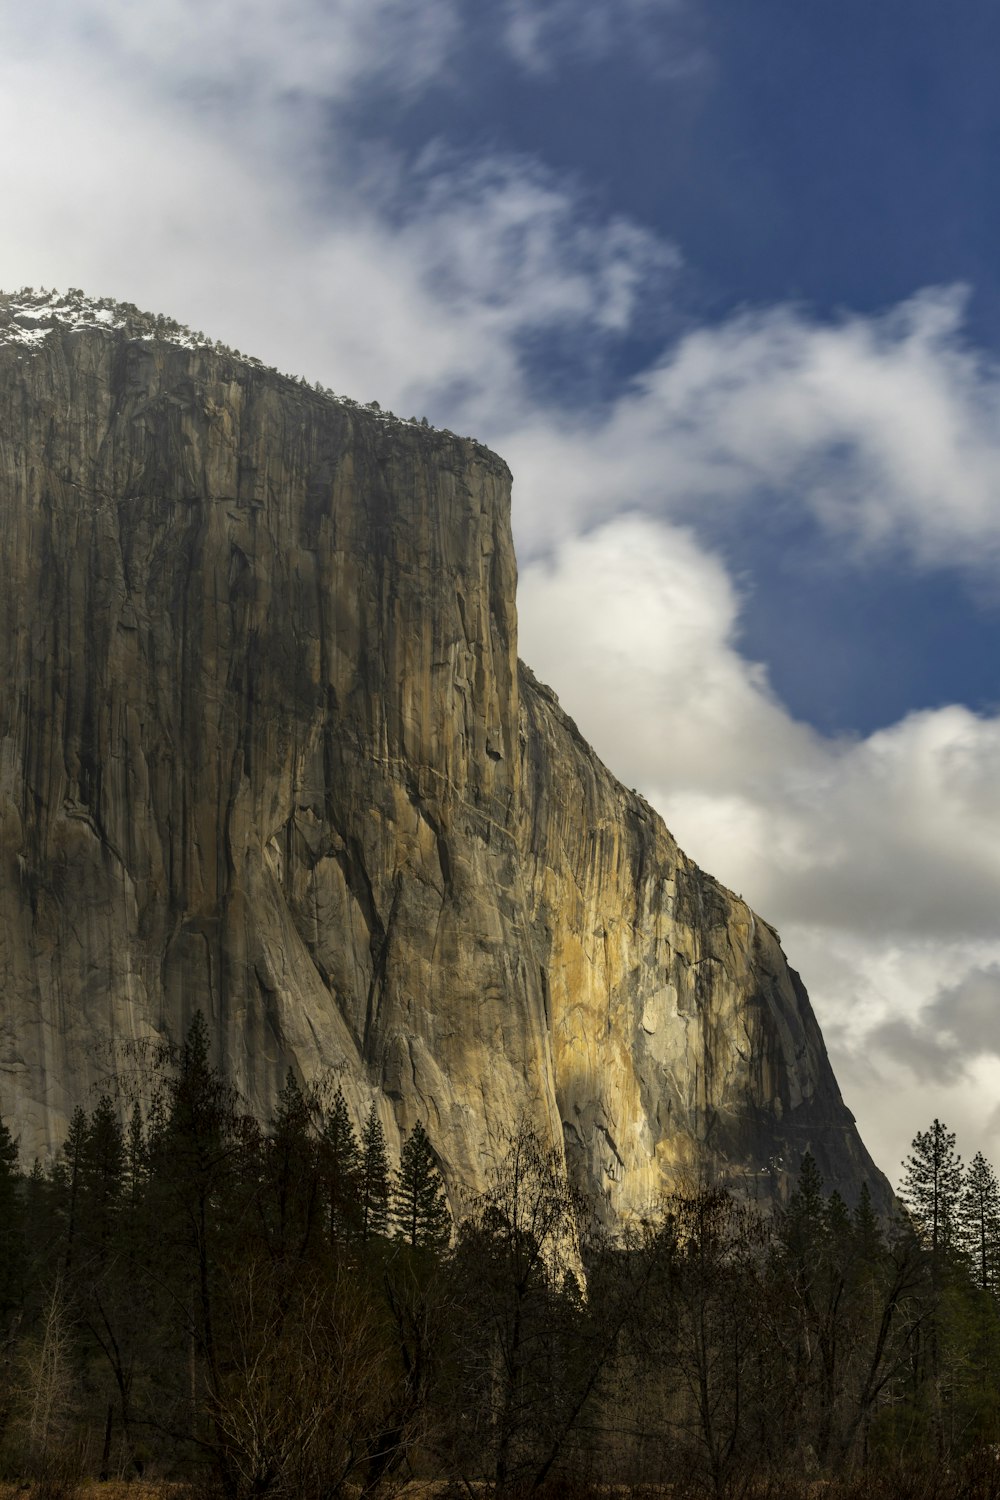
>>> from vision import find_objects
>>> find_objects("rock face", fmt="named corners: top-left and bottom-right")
top-left (0, 290), bottom-right (891, 1216)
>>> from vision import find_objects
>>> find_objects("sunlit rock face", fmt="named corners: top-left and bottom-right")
top-left (0, 291), bottom-right (891, 1216)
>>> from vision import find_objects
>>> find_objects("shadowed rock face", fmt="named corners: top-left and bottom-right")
top-left (0, 296), bottom-right (892, 1216)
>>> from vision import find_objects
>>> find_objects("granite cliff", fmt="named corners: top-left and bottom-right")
top-left (0, 289), bottom-right (891, 1218)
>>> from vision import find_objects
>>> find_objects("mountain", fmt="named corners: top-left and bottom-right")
top-left (0, 288), bottom-right (891, 1217)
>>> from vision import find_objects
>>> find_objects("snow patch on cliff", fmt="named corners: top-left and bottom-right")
top-left (0, 286), bottom-right (218, 350)
top-left (0, 286), bottom-right (463, 442)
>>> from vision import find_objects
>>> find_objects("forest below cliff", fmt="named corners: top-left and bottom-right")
top-left (1, 1019), bottom-right (1000, 1500)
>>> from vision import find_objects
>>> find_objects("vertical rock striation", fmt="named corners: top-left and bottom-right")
top-left (0, 291), bottom-right (890, 1215)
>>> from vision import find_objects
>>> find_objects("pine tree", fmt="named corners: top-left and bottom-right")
top-left (62, 1105), bottom-right (88, 1272)
top-left (958, 1150), bottom-right (1000, 1292)
top-left (777, 1154), bottom-right (840, 1459)
top-left (393, 1121), bottom-right (450, 1249)
top-left (900, 1119), bottom-right (964, 1259)
top-left (146, 1011), bottom-right (247, 1476)
top-left (825, 1189), bottom-right (851, 1243)
top-left (80, 1094), bottom-right (125, 1264)
top-left (791, 1150), bottom-right (825, 1214)
top-left (264, 1068), bottom-right (319, 1261)
top-left (0, 1109), bottom-right (23, 1321)
top-left (781, 1150), bottom-right (827, 1265)
top-left (23, 1159), bottom-right (61, 1281)
top-left (125, 1102), bottom-right (146, 1210)
top-left (852, 1182), bottom-right (884, 1265)
top-left (155, 1011), bottom-right (241, 1183)
top-left (900, 1121), bottom-right (967, 1459)
top-left (359, 1103), bottom-right (390, 1242)
top-left (319, 1087), bottom-right (361, 1247)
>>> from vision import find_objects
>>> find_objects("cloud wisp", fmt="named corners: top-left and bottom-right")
top-left (505, 287), bottom-right (1000, 577)
top-left (500, 0), bottom-right (704, 76)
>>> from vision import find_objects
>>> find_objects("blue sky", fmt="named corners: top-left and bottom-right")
top-left (395, 0), bottom-right (1000, 736)
top-left (3, 0), bottom-right (1000, 1182)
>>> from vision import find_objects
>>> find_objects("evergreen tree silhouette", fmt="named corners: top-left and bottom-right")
top-left (264, 1068), bottom-right (320, 1262)
top-left (0, 1108), bottom-right (22, 1321)
top-left (958, 1150), bottom-right (1000, 1292)
top-left (393, 1121), bottom-right (450, 1248)
top-left (781, 1149), bottom-right (827, 1265)
top-left (62, 1105), bottom-right (88, 1273)
top-left (900, 1117), bottom-right (964, 1458)
top-left (359, 1102), bottom-right (390, 1242)
top-left (125, 1102), bottom-right (146, 1212)
top-left (320, 1086), bottom-right (361, 1247)
top-left (851, 1181), bottom-right (884, 1265)
top-left (80, 1093), bottom-right (125, 1266)
top-left (900, 1119), bottom-right (963, 1259)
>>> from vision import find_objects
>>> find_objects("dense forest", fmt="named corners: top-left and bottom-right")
top-left (2, 1017), bottom-right (1000, 1500)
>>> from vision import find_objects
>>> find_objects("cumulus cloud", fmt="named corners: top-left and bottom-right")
top-left (517, 515), bottom-right (819, 797)
top-left (413, 155), bottom-right (675, 330)
top-left (791, 932), bottom-right (1000, 1174)
top-left (504, 287), bottom-right (1000, 575)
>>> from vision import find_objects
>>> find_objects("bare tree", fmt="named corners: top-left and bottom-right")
top-left (12, 1278), bottom-right (79, 1482)
top-left (209, 1256), bottom-right (415, 1500)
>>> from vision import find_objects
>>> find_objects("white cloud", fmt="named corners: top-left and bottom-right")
top-left (4, 0), bottom-right (459, 110)
top-left (502, 288), bottom-right (1000, 577)
top-left (517, 516), bottom-right (818, 796)
top-left (803, 937), bottom-right (1000, 1178)
top-left (661, 704), bottom-right (1000, 942)
top-left (390, 153), bottom-right (677, 391)
top-left (869, 969), bottom-right (1000, 1087)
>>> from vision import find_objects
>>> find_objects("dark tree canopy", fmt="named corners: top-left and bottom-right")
top-left (4, 1037), bottom-right (1000, 1498)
